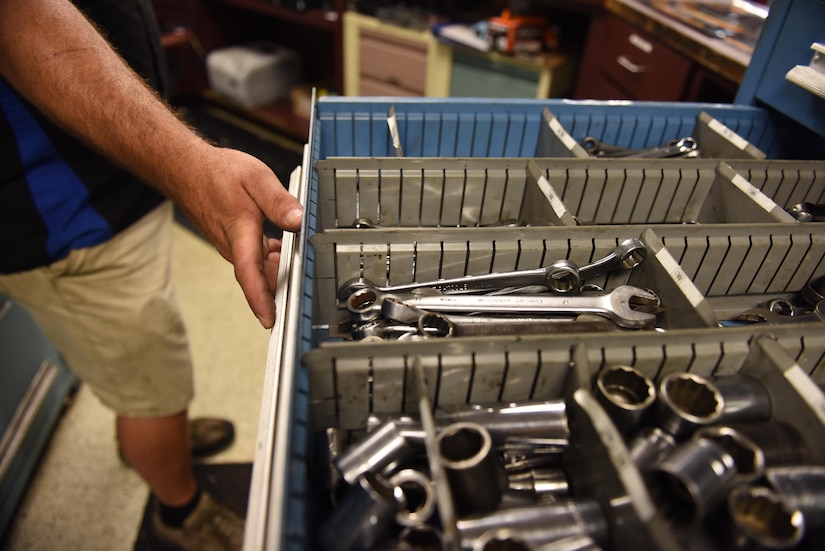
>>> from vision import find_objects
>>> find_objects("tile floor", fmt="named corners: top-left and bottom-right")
top-left (1, 223), bottom-right (271, 550)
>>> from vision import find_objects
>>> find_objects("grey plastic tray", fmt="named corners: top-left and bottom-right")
top-left (316, 158), bottom-right (825, 229)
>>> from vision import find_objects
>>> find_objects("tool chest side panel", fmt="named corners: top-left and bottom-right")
top-left (316, 98), bottom-right (825, 159)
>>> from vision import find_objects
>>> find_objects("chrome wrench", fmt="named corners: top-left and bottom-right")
top-left (346, 285), bottom-right (661, 329)
top-left (337, 238), bottom-right (647, 300)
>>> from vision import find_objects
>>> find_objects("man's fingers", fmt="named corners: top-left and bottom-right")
top-left (247, 172), bottom-right (303, 233)
top-left (232, 225), bottom-right (276, 329)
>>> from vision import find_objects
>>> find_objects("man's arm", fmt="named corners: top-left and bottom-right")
top-left (0, 0), bottom-right (302, 328)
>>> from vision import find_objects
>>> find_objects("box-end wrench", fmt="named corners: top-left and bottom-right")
top-left (337, 238), bottom-right (647, 301)
top-left (346, 285), bottom-right (661, 329)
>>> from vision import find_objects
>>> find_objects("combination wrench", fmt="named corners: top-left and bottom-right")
top-left (346, 285), bottom-right (661, 329)
top-left (337, 238), bottom-right (647, 300)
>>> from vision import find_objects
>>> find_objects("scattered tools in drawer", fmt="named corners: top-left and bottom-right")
top-left (309, 335), bottom-right (825, 550)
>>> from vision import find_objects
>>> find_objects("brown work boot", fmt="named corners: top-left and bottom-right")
top-left (190, 417), bottom-right (235, 458)
top-left (152, 492), bottom-right (245, 551)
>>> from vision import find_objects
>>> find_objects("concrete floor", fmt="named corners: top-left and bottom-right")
top-left (1, 223), bottom-right (271, 550)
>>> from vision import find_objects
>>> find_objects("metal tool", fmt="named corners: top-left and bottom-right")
top-left (507, 468), bottom-right (569, 498)
top-left (766, 466), bottom-right (825, 533)
top-left (337, 238), bottom-right (647, 300)
top-left (725, 485), bottom-right (805, 550)
top-left (788, 201), bottom-right (825, 222)
top-left (593, 364), bottom-right (656, 437)
top-left (693, 425), bottom-right (766, 484)
top-left (455, 500), bottom-right (608, 550)
top-left (335, 419), bottom-right (418, 484)
top-left (389, 469), bottom-right (437, 527)
top-left (736, 299), bottom-right (825, 325)
top-left (649, 437), bottom-right (738, 525)
top-left (437, 422), bottom-right (504, 517)
top-left (413, 312), bottom-right (625, 339)
top-left (318, 472), bottom-right (406, 551)
top-left (655, 372), bottom-right (724, 438)
top-left (801, 274), bottom-right (825, 307)
top-left (711, 374), bottom-right (773, 423)
top-left (398, 524), bottom-right (448, 551)
top-left (346, 285), bottom-right (661, 329)
top-left (628, 427), bottom-right (677, 470)
top-left (581, 136), bottom-right (699, 158)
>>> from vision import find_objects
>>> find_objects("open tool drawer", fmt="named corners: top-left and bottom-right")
top-left (245, 22), bottom-right (825, 549)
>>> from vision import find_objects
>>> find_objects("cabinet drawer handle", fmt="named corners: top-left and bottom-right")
top-left (617, 55), bottom-right (646, 74)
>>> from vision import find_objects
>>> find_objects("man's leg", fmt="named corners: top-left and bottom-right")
top-left (117, 412), bottom-right (197, 506)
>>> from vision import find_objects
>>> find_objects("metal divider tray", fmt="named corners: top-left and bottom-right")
top-left (246, 97), bottom-right (825, 551)
top-left (318, 158), bottom-right (825, 228)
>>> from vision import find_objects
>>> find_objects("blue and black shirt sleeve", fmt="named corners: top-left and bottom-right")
top-left (0, 0), bottom-right (172, 274)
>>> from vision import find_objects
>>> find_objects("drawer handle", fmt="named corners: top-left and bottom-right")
top-left (617, 55), bottom-right (646, 74)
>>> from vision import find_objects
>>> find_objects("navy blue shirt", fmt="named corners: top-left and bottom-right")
top-left (0, 0), bottom-right (170, 274)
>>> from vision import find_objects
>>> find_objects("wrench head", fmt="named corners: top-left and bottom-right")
top-left (609, 285), bottom-right (661, 328)
top-left (338, 277), bottom-right (377, 303)
top-left (616, 238), bottom-right (647, 270)
top-left (545, 260), bottom-right (581, 293)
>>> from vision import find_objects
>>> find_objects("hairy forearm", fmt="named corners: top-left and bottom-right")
top-left (0, 0), bottom-right (209, 202)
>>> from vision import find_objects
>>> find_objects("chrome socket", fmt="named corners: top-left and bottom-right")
top-left (656, 372), bottom-right (724, 439)
top-left (398, 524), bottom-right (448, 551)
top-left (507, 468), bottom-right (569, 498)
top-left (437, 422), bottom-right (504, 517)
top-left (695, 421), bottom-right (810, 485)
top-left (389, 469), bottom-right (437, 527)
top-left (725, 484), bottom-right (805, 550)
top-left (649, 437), bottom-right (738, 525)
top-left (438, 400), bottom-right (569, 445)
top-left (627, 427), bottom-right (677, 470)
top-left (335, 419), bottom-right (418, 484)
top-left (711, 374), bottom-right (773, 423)
top-left (766, 466), bottom-right (825, 533)
top-left (318, 472), bottom-right (406, 551)
top-left (593, 364), bottom-right (656, 437)
top-left (456, 500), bottom-right (608, 551)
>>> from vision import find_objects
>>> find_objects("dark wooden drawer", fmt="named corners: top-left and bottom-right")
top-left (595, 16), bottom-right (692, 101)
top-left (359, 28), bottom-right (427, 95)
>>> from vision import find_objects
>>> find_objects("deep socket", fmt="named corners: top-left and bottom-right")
top-left (455, 500), bottom-right (608, 550)
top-left (437, 422), bottom-right (504, 517)
top-left (711, 374), bottom-right (772, 423)
top-left (593, 364), bottom-right (656, 437)
top-left (335, 419), bottom-right (417, 484)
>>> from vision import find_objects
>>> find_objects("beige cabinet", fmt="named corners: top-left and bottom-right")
top-left (344, 12), bottom-right (573, 99)
top-left (343, 11), bottom-right (451, 97)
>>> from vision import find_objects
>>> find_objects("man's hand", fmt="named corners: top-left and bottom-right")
top-left (175, 146), bottom-right (303, 329)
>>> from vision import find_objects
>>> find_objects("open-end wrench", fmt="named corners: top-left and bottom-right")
top-left (337, 238), bottom-right (647, 300)
top-left (346, 285), bottom-right (661, 329)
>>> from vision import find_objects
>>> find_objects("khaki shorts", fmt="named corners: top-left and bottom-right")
top-left (0, 202), bottom-right (194, 417)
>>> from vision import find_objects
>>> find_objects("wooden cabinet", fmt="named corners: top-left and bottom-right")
top-left (575, 14), bottom-right (692, 101)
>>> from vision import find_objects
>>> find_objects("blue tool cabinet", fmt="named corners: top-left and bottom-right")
top-left (246, 1), bottom-right (825, 549)
top-left (0, 296), bottom-right (78, 536)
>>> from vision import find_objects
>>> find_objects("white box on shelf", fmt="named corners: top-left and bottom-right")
top-left (206, 42), bottom-right (302, 109)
